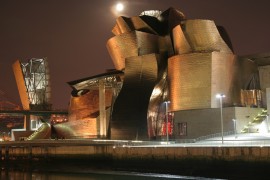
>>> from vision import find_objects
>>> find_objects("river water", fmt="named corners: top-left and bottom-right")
top-left (1, 170), bottom-right (215, 180)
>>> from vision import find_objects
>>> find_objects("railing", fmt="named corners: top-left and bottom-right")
top-left (174, 131), bottom-right (235, 144)
top-left (195, 131), bottom-right (235, 142)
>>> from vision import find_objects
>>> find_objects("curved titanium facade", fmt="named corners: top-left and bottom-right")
top-left (54, 71), bottom-right (123, 139)
top-left (53, 89), bottom-right (113, 138)
top-left (107, 31), bottom-right (160, 70)
top-left (168, 52), bottom-right (237, 111)
top-left (61, 7), bottom-right (261, 140)
top-left (168, 19), bottom-right (238, 111)
top-left (106, 7), bottom-right (241, 139)
top-left (107, 8), bottom-right (185, 139)
top-left (111, 54), bottom-right (159, 139)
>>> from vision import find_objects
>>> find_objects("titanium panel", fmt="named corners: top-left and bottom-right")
top-left (53, 109), bottom-right (111, 138)
top-left (168, 52), bottom-right (236, 111)
top-left (112, 16), bottom-right (162, 36)
top-left (172, 25), bottom-right (192, 54)
top-left (12, 60), bottom-right (30, 110)
top-left (211, 52), bottom-right (238, 107)
top-left (112, 24), bottom-right (121, 36)
top-left (147, 71), bottom-right (169, 138)
top-left (53, 89), bottom-right (113, 138)
top-left (68, 89), bottom-right (113, 122)
top-left (168, 53), bottom-right (212, 111)
top-left (159, 7), bottom-right (186, 33)
top-left (114, 16), bottom-right (131, 35)
top-left (182, 20), bottom-right (232, 53)
top-left (107, 31), bottom-right (160, 70)
top-left (111, 54), bottom-right (159, 140)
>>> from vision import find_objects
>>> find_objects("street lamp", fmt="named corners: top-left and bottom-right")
top-left (267, 114), bottom-right (269, 133)
top-left (232, 119), bottom-right (237, 139)
top-left (216, 93), bottom-right (225, 144)
top-left (165, 101), bottom-right (170, 145)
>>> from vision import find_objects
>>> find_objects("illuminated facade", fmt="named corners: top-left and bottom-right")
top-left (11, 8), bottom-right (270, 141)
top-left (106, 8), bottom-right (267, 140)
top-left (53, 71), bottom-right (123, 138)
top-left (13, 58), bottom-right (52, 111)
top-left (106, 8), bottom-right (238, 139)
top-left (12, 58), bottom-right (52, 140)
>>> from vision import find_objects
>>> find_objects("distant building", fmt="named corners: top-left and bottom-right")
top-left (12, 58), bottom-right (52, 140)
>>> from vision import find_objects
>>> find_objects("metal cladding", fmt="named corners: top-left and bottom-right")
top-left (168, 19), bottom-right (242, 111)
top-left (54, 71), bottom-right (123, 139)
top-left (106, 7), bottom-right (253, 139)
top-left (12, 58), bottom-right (51, 111)
top-left (58, 7), bottom-right (265, 140)
top-left (107, 31), bottom-right (161, 70)
top-left (68, 89), bottom-right (113, 121)
top-left (107, 8), bottom-right (185, 139)
top-left (53, 88), bottom-right (112, 138)
top-left (173, 20), bottom-right (233, 54)
top-left (168, 52), bottom-right (237, 110)
top-left (111, 54), bottom-right (159, 139)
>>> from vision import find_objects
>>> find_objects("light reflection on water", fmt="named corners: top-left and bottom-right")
top-left (0, 170), bottom-right (213, 180)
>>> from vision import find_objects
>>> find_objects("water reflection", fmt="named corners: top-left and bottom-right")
top-left (1, 169), bottom-right (203, 180)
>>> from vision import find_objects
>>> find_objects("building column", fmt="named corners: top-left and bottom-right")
top-left (99, 79), bottom-right (106, 138)
top-left (24, 114), bottom-right (31, 131)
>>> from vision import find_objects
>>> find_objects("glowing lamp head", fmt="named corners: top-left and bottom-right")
top-left (216, 94), bottom-right (225, 98)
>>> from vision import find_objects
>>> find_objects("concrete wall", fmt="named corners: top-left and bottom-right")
top-left (234, 107), bottom-right (264, 132)
top-left (1, 144), bottom-right (270, 162)
top-left (173, 107), bottom-right (235, 139)
top-left (173, 107), bottom-right (264, 140)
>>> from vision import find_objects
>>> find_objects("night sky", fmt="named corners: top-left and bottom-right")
top-left (1, 0), bottom-right (270, 109)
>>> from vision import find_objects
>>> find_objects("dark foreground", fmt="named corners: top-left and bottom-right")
top-left (1, 141), bottom-right (270, 179)
top-left (1, 158), bottom-right (270, 180)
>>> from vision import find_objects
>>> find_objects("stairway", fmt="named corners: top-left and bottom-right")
top-left (241, 109), bottom-right (268, 133)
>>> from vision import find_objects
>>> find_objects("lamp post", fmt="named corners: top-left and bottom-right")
top-left (165, 101), bottom-right (170, 145)
top-left (216, 94), bottom-right (225, 144)
top-left (267, 114), bottom-right (269, 133)
top-left (232, 119), bottom-right (237, 139)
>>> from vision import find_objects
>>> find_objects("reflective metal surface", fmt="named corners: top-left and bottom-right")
top-left (111, 54), bottom-right (159, 139)
top-left (178, 20), bottom-right (233, 53)
top-left (106, 7), bottom-right (239, 139)
top-left (54, 71), bottom-right (122, 139)
top-left (64, 7), bottom-right (264, 140)
top-left (107, 31), bottom-right (160, 70)
top-left (26, 122), bottom-right (51, 140)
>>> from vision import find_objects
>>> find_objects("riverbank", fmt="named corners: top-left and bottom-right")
top-left (1, 140), bottom-right (270, 179)
top-left (1, 157), bottom-right (270, 179)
